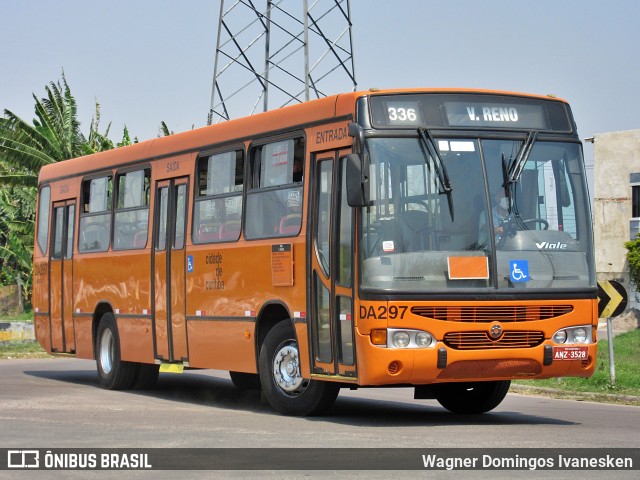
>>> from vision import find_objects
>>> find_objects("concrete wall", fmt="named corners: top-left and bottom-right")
top-left (593, 129), bottom-right (640, 306)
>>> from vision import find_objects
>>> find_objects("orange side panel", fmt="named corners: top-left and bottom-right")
top-left (74, 317), bottom-right (94, 359)
top-left (187, 320), bottom-right (256, 372)
top-left (34, 316), bottom-right (51, 353)
top-left (117, 317), bottom-right (155, 363)
top-left (32, 260), bottom-right (49, 317)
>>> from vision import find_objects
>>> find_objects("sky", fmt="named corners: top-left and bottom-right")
top-left (1, 0), bottom-right (640, 182)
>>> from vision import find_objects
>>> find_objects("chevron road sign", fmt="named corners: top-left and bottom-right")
top-left (597, 280), bottom-right (628, 318)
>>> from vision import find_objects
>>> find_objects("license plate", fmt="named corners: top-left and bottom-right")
top-left (552, 346), bottom-right (589, 361)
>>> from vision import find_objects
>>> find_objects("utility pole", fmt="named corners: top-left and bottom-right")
top-left (208, 0), bottom-right (357, 124)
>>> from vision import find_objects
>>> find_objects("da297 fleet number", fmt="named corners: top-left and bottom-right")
top-left (359, 305), bottom-right (408, 320)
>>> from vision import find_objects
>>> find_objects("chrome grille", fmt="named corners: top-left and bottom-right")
top-left (443, 330), bottom-right (545, 349)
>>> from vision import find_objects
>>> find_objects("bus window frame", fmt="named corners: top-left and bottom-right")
top-left (78, 172), bottom-right (114, 254)
top-left (112, 165), bottom-right (152, 251)
top-left (192, 145), bottom-right (245, 245)
top-left (36, 185), bottom-right (52, 256)
top-left (244, 132), bottom-right (306, 241)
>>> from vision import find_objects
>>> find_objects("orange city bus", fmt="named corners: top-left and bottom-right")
top-left (32, 88), bottom-right (597, 415)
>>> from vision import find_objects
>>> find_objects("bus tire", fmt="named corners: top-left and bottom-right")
top-left (434, 380), bottom-right (511, 414)
top-left (229, 371), bottom-right (261, 390)
top-left (259, 321), bottom-right (339, 416)
top-left (95, 313), bottom-right (138, 390)
top-left (133, 363), bottom-right (160, 389)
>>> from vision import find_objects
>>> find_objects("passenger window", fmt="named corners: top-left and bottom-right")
top-left (36, 186), bottom-right (51, 255)
top-left (193, 150), bottom-right (244, 243)
top-left (79, 175), bottom-right (112, 252)
top-left (245, 137), bottom-right (304, 239)
top-left (113, 168), bottom-right (151, 250)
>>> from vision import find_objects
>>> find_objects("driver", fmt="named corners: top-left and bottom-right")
top-left (478, 187), bottom-right (510, 246)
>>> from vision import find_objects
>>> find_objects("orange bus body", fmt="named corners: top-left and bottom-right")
top-left (33, 88), bottom-right (597, 415)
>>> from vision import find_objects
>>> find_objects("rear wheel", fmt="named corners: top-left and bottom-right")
top-left (434, 380), bottom-right (511, 414)
top-left (259, 321), bottom-right (339, 416)
top-left (95, 312), bottom-right (138, 390)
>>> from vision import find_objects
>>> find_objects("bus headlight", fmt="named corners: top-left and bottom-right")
top-left (383, 329), bottom-right (436, 349)
top-left (392, 331), bottom-right (411, 348)
top-left (553, 330), bottom-right (567, 344)
top-left (552, 326), bottom-right (592, 345)
top-left (415, 332), bottom-right (433, 347)
top-left (573, 327), bottom-right (587, 344)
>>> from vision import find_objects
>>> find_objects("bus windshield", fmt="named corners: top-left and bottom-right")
top-left (360, 135), bottom-right (594, 292)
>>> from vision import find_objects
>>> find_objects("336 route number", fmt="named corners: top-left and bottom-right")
top-left (387, 107), bottom-right (417, 122)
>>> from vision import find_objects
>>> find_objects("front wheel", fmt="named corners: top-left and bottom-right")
top-left (434, 380), bottom-right (511, 414)
top-left (259, 321), bottom-right (339, 416)
top-left (95, 313), bottom-right (138, 390)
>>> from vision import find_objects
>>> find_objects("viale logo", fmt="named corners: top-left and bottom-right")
top-left (535, 242), bottom-right (567, 250)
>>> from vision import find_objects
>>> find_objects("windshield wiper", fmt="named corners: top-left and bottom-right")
top-left (507, 130), bottom-right (538, 183)
top-left (418, 128), bottom-right (454, 221)
top-left (500, 153), bottom-right (513, 213)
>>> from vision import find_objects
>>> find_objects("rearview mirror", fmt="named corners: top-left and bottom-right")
top-left (345, 153), bottom-right (370, 207)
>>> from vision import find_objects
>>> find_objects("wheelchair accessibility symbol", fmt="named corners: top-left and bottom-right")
top-left (509, 260), bottom-right (529, 283)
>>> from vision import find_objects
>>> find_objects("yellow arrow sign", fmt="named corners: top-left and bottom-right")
top-left (598, 280), bottom-right (627, 318)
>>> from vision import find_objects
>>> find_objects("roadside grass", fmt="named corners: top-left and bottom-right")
top-left (0, 341), bottom-right (50, 359)
top-left (0, 308), bottom-right (46, 358)
top-left (515, 329), bottom-right (640, 398)
top-left (1, 310), bottom-right (33, 322)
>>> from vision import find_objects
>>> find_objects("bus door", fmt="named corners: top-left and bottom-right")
top-left (310, 152), bottom-right (357, 378)
top-left (49, 200), bottom-right (76, 353)
top-left (153, 177), bottom-right (189, 362)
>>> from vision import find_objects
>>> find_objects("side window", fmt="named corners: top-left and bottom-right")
top-left (245, 137), bottom-right (304, 239)
top-left (315, 160), bottom-right (333, 276)
top-left (52, 207), bottom-right (64, 260)
top-left (337, 157), bottom-right (352, 286)
top-left (193, 150), bottom-right (244, 243)
top-left (79, 175), bottom-right (112, 252)
top-left (113, 168), bottom-right (151, 250)
top-left (36, 186), bottom-right (51, 255)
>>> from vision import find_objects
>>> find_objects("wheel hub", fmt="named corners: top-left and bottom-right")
top-left (99, 329), bottom-right (114, 375)
top-left (273, 342), bottom-right (305, 395)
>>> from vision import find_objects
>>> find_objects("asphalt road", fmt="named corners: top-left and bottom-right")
top-left (1, 358), bottom-right (639, 479)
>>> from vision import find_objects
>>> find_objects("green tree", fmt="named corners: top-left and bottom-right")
top-left (83, 101), bottom-right (136, 154)
top-left (0, 187), bottom-right (36, 301)
top-left (159, 121), bottom-right (174, 137)
top-left (0, 72), bottom-right (85, 187)
top-left (0, 73), bottom-right (136, 305)
top-left (625, 235), bottom-right (640, 289)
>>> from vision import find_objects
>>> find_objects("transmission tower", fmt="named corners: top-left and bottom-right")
top-left (208, 0), bottom-right (357, 124)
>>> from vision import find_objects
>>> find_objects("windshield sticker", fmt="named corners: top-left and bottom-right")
top-left (449, 141), bottom-right (475, 152)
top-left (382, 241), bottom-right (395, 253)
top-left (437, 140), bottom-right (475, 152)
top-left (447, 256), bottom-right (489, 280)
top-left (510, 260), bottom-right (529, 283)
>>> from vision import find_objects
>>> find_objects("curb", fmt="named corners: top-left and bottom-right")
top-left (510, 383), bottom-right (640, 406)
top-left (0, 321), bottom-right (35, 342)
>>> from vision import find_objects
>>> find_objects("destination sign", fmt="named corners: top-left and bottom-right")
top-left (443, 101), bottom-right (546, 129)
top-left (369, 93), bottom-right (572, 132)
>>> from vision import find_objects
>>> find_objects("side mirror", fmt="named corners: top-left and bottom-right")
top-left (345, 153), bottom-right (370, 207)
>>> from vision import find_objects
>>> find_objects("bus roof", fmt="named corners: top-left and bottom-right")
top-left (37, 88), bottom-right (569, 185)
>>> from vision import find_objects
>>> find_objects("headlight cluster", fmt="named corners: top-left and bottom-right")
top-left (374, 328), bottom-right (437, 349)
top-left (552, 325), bottom-right (592, 345)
